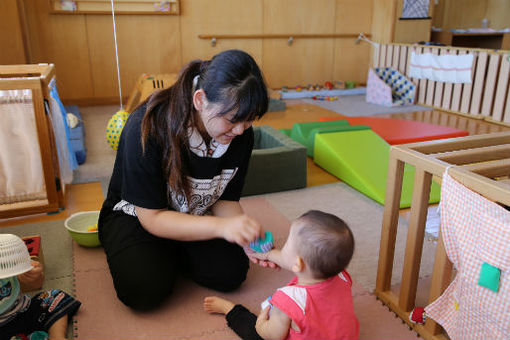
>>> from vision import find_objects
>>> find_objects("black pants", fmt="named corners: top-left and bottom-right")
top-left (226, 305), bottom-right (264, 340)
top-left (98, 208), bottom-right (249, 311)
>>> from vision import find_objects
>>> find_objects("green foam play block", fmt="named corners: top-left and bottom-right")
top-left (280, 128), bottom-right (291, 137)
top-left (290, 121), bottom-right (349, 154)
top-left (289, 121), bottom-right (370, 157)
top-left (314, 129), bottom-right (441, 208)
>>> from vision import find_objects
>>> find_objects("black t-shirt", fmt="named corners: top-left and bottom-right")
top-left (103, 105), bottom-right (253, 216)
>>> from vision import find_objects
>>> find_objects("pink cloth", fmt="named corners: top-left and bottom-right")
top-left (425, 171), bottom-right (510, 339)
top-left (366, 68), bottom-right (393, 107)
top-left (269, 271), bottom-right (359, 340)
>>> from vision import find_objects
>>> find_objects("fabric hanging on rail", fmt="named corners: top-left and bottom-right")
top-left (425, 170), bottom-right (510, 339)
top-left (408, 52), bottom-right (474, 83)
top-left (0, 90), bottom-right (47, 204)
top-left (48, 81), bottom-right (77, 185)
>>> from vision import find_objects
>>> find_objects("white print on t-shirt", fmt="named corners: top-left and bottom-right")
top-left (113, 168), bottom-right (238, 217)
top-left (171, 168), bottom-right (238, 215)
top-left (113, 200), bottom-right (137, 216)
top-left (188, 127), bottom-right (230, 158)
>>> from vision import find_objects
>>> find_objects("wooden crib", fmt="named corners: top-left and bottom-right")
top-left (372, 43), bottom-right (510, 127)
top-left (376, 131), bottom-right (510, 340)
top-left (0, 64), bottom-right (65, 218)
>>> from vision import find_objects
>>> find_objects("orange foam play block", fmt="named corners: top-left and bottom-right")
top-left (320, 116), bottom-right (468, 144)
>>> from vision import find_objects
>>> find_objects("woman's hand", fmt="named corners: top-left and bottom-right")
top-left (218, 214), bottom-right (263, 247)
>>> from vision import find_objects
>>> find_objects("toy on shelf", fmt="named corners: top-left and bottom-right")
top-left (345, 81), bottom-right (356, 89)
top-left (278, 80), bottom-right (366, 100)
top-left (249, 231), bottom-right (274, 253)
top-left (335, 81), bottom-right (345, 89)
top-left (312, 96), bottom-right (338, 101)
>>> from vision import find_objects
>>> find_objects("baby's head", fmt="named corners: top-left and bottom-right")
top-left (284, 210), bottom-right (354, 280)
top-left (0, 234), bottom-right (33, 315)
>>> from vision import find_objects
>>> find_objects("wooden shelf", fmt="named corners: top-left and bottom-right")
top-left (431, 31), bottom-right (510, 50)
top-left (49, 0), bottom-right (180, 15)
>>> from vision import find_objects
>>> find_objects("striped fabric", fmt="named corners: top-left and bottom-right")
top-left (425, 171), bottom-right (510, 339)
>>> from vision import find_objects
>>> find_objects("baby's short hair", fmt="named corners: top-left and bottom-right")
top-left (296, 210), bottom-right (354, 279)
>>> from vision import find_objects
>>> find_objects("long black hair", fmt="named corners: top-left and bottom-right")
top-left (140, 49), bottom-right (269, 201)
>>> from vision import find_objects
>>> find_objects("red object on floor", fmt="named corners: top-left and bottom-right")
top-left (22, 235), bottom-right (42, 260)
top-left (409, 307), bottom-right (426, 324)
top-left (319, 116), bottom-right (469, 144)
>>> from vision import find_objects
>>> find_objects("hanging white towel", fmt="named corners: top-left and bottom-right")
top-left (0, 90), bottom-right (47, 204)
top-left (408, 52), bottom-right (474, 83)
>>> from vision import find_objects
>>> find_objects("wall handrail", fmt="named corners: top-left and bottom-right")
top-left (198, 33), bottom-right (371, 40)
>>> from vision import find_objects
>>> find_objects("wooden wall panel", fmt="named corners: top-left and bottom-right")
top-left (371, 0), bottom-right (397, 43)
top-left (262, 0), bottom-right (336, 88)
top-left (334, 40), bottom-right (371, 84)
top-left (180, 0), bottom-right (263, 67)
top-left (335, 0), bottom-right (373, 33)
top-left (333, 0), bottom-right (373, 84)
top-left (443, 0), bottom-right (487, 29)
top-left (394, 0), bottom-right (433, 43)
top-left (23, 1), bottom-right (94, 101)
top-left (394, 19), bottom-right (432, 43)
top-left (485, 0), bottom-right (510, 30)
top-left (434, 0), bottom-right (510, 30)
top-left (0, 0), bottom-right (27, 64)
top-left (86, 15), bottom-right (181, 102)
top-left (11, 0), bottom-right (376, 101)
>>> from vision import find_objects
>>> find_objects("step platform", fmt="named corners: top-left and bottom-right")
top-left (314, 129), bottom-right (441, 208)
top-left (320, 116), bottom-right (468, 144)
top-left (289, 120), bottom-right (370, 157)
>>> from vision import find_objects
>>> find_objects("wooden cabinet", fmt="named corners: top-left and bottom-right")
top-left (431, 31), bottom-right (510, 50)
top-left (0, 64), bottom-right (65, 218)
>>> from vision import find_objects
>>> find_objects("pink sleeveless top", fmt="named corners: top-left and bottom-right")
top-left (269, 271), bottom-right (359, 340)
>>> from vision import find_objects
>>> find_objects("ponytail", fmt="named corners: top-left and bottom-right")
top-left (140, 60), bottom-right (202, 201)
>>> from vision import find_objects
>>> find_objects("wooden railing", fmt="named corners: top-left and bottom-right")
top-left (376, 131), bottom-right (510, 340)
top-left (373, 43), bottom-right (510, 126)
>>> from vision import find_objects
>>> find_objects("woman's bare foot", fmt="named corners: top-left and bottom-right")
top-left (203, 296), bottom-right (235, 315)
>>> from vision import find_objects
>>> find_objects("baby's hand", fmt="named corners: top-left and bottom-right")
top-left (18, 260), bottom-right (44, 291)
top-left (244, 247), bottom-right (280, 270)
top-left (245, 246), bottom-right (269, 260)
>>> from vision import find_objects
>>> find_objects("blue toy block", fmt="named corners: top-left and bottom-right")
top-left (250, 231), bottom-right (274, 253)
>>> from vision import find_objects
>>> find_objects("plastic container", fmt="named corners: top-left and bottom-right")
top-left (0, 234), bottom-right (33, 279)
top-left (64, 211), bottom-right (101, 247)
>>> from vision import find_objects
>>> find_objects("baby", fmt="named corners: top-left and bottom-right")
top-left (0, 234), bottom-right (81, 340)
top-left (204, 210), bottom-right (359, 340)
